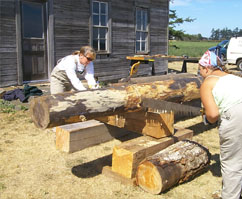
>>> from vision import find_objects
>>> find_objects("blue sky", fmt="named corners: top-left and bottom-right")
top-left (170, 0), bottom-right (242, 38)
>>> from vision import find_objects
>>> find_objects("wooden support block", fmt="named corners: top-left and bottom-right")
top-left (111, 128), bottom-right (193, 179)
top-left (102, 166), bottom-right (137, 186)
top-left (97, 110), bottom-right (174, 139)
top-left (55, 120), bottom-right (129, 153)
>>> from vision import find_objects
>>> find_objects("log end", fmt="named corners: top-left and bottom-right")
top-left (136, 161), bottom-right (162, 195)
top-left (30, 97), bottom-right (50, 129)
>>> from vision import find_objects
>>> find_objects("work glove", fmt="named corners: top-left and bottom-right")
top-left (200, 107), bottom-right (212, 125)
top-left (89, 83), bottom-right (100, 90)
top-left (202, 114), bottom-right (212, 125)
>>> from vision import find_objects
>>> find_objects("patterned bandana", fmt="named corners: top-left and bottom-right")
top-left (199, 50), bottom-right (223, 71)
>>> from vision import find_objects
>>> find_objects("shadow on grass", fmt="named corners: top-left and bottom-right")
top-left (71, 131), bottom-right (141, 179)
top-left (72, 154), bottom-right (112, 178)
top-left (209, 153), bottom-right (221, 177)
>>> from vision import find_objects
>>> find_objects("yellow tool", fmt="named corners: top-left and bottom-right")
top-left (129, 61), bottom-right (141, 76)
top-left (126, 56), bottom-right (155, 77)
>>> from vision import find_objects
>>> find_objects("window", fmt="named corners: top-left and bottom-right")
top-left (136, 8), bottom-right (149, 53)
top-left (22, 2), bottom-right (44, 38)
top-left (92, 1), bottom-right (109, 52)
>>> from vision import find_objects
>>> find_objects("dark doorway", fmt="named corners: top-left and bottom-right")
top-left (21, 1), bottom-right (48, 82)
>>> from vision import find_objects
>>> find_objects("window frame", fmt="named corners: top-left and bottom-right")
top-left (90, 0), bottom-right (111, 54)
top-left (135, 7), bottom-right (150, 54)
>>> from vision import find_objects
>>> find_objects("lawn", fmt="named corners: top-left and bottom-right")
top-left (168, 40), bottom-right (218, 57)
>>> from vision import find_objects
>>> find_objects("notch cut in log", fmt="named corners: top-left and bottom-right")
top-left (30, 73), bottom-right (202, 129)
top-left (136, 140), bottom-right (211, 194)
top-left (97, 110), bottom-right (174, 138)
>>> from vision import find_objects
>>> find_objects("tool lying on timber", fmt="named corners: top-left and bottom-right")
top-left (141, 98), bottom-right (202, 117)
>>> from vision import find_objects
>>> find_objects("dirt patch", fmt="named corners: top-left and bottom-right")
top-left (0, 62), bottom-right (239, 199)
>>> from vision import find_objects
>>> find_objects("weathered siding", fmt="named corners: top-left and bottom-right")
top-left (53, 0), bottom-right (91, 60)
top-left (52, 0), bottom-right (169, 82)
top-left (0, 0), bottom-right (18, 87)
top-left (0, 0), bottom-right (169, 87)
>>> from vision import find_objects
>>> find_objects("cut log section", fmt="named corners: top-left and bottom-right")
top-left (30, 73), bottom-right (202, 129)
top-left (111, 128), bottom-right (193, 179)
top-left (136, 140), bottom-right (211, 194)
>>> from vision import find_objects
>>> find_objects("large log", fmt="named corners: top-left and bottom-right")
top-left (30, 73), bottom-right (202, 129)
top-left (136, 140), bottom-right (211, 194)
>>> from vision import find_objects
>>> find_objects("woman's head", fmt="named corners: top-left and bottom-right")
top-left (198, 50), bottom-right (225, 78)
top-left (199, 50), bottom-right (223, 70)
top-left (73, 46), bottom-right (96, 66)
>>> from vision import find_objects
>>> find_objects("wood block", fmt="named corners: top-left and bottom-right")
top-left (111, 128), bottom-right (193, 179)
top-left (97, 110), bottom-right (174, 139)
top-left (55, 120), bottom-right (129, 153)
top-left (102, 166), bottom-right (137, 186)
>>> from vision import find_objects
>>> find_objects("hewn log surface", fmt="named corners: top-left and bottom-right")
top-left (136, 140), bottom-right (211, 194)
top-left (30, 73), bottom-right (202, 129)
top-left (97, 111), bottom-right (174, 138)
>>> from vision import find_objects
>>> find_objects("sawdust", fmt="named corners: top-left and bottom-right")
top-left (0, 61), bottom-right (239, 199)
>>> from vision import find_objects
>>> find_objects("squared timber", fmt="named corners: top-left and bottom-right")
top-left (55, 120), bottom-right (129, 153)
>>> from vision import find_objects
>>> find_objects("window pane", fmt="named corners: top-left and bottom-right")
top-left (93, 15), bottom-right (99, 25)
top-left (142, 32), bottom-right (147, 41)
top-left (93, 2), bottom-right (99, 14)
top-left (136, 32), bottom-right (141, 41)
top-left (100, 39), bottom-right (106, 50)
top-left (93, 27), bottom-right (98, 39)
top-left (101, 3), bottom-right (106, 14)
top-left (22, 2), bottom-right (43, 38)
top-left (136, 41), bottom-right (140, 52)
top-left (101, 15), bottom-right (107, 26)
top-left (143, 11), bottom-right (148, 31)
top-left (93, 39), bottom-right (98, 50)
top-left (141, 41), bottom-right (146, 51)
top-left (100, 28), bottom-right (106, 39)
top-left (136, 10), bottom-right (141, 30)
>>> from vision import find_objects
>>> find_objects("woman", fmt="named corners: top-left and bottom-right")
top-left (199, 50), bottom-right (242, 199)
top-left (50, 46), bottom-right (98, 94)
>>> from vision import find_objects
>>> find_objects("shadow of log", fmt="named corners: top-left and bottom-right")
top-left (187, 122), bottom-right (217, 136)
top-left (72, 154), bottom-right (112, 178)
top-left (209, 153), bottom-right (221, 177)
top-left (71, 131), bottom-right (141, 179)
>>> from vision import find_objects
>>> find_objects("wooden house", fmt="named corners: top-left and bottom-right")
top-left (0, 0), bottom-right (169, 87)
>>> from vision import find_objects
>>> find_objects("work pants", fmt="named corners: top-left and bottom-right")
top-left (218, 103), bottom-right (242, 199)
top-left (50, 67), bottom-right (73, 94)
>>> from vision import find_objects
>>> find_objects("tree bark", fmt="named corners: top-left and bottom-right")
top-left (136, 140), bottom-right (211, 194)
top-left (30, 73), bottom-right (202, 129)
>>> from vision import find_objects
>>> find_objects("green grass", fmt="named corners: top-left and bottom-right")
top-left (0, 99), bottom-right (16, 113)
top-left (168, 41), bottom-right (218, 57)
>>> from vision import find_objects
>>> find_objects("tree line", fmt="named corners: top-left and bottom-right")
top-left (169, 9), bottom-right (242, 41)
top-left (210, 28), bottom-right (242, 40)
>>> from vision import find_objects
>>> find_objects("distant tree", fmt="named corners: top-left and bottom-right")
top-left (169, 9), bottom-right (195, 40)
top-left (210, 27), bottom-right (242, 40)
